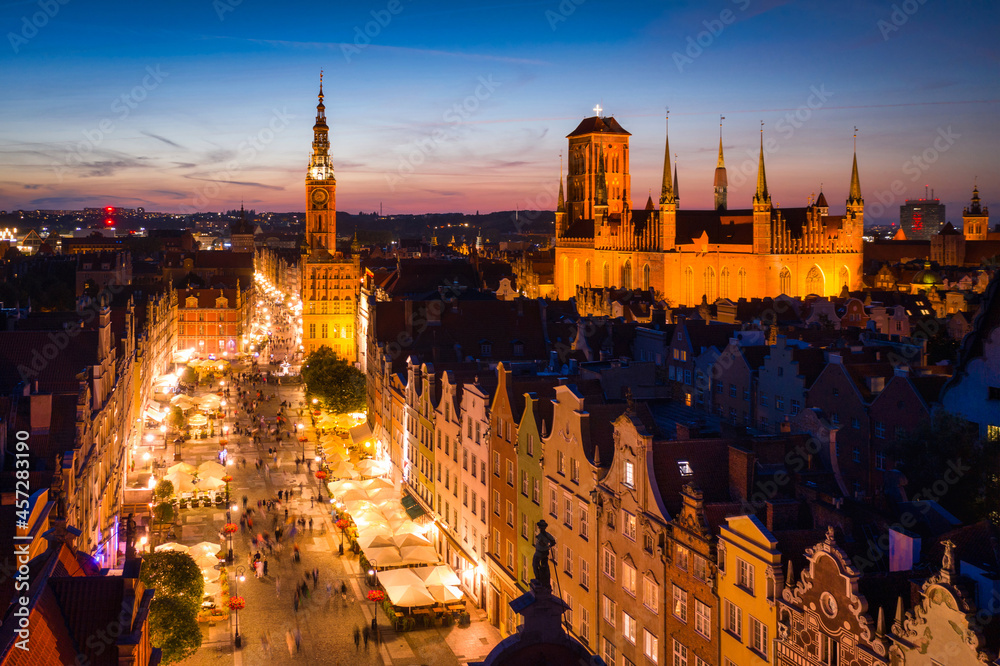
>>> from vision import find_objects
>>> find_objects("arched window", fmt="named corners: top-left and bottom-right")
top-left (737, 268), bottom-right (747, 299)
top-left (621, 261), bottom-right (632, 289)
top-left (683, 267), bottom-right (694, 305)
top-left (839, 266), bottom-right (850, 290)
top-left (720, 267), bottom-right (730, 300)
top-left (779, 267), bottom-right (792, 295)
top-left (642, 264), bottom-right (651, 292)
top-left (704, 267), bottom-right (717, 304)
top-left (603, 262), bottom-right (610, 287)
top-left (585, 260), bottom-right (592, 287)
top-left (806, 266), bottom-right (824, 295)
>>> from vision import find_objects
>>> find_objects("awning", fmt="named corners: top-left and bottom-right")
top-left (143, 407), bottom-right (165, 422)
top-left (401, 493), bottom-right (426, 520)
top-left (350, 422), bottom-right (373, 446)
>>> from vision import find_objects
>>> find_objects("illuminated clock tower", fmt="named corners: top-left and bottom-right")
top-left (300, 72), bottom-right (359, 364)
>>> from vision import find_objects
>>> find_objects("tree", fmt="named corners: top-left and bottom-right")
top-left (302, 346), bottom-right (365, 414)
top-left (167, 406), bottom-right (184, 429)
top-left (139, 551), bottom-right (204, 605)
top-left (181, 366), bottom-right (197, 385)
top-left (153, 479), bottom-right (174, 503)
top-left (147, 595), bottom-right (201, 664)
top-left (888, 412), bottom-right (1000, 523)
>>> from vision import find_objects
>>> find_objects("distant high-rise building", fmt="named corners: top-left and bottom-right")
top-left (899, 196), bottom-right (944, 240)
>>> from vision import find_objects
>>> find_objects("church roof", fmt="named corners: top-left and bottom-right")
top-left (938, 221), bottom-right (960, 236)
top-left (675, 210), bottom-right (754, 244)
top-left (815, 191), bottom-right (829, 207)
top-left (566, 115), bottom-right (631, 137)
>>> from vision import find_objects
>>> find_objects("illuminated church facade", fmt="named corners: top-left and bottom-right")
top-left (553, 113), bottom-right (864, 305)
top-left (301, 75), bottom-right (360, 362)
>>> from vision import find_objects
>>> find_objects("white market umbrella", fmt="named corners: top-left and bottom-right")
top-left (392, 533), bottom-right (431, 549)
top-left (344, 499), bottom-right (378, 515)
top-left (330, 461), bottom-right (360, 479)
top-left (198, 476), bottom-right (227, 491)
top-left (339, 488), bottom-right (370, 503)
top-left (188, 413), bottom-right (208, 427)
top-left (356, 522), bottom-right (393, 537)
top-left (367, 487), bottom-right (400, 502)
top-left (426, 584), bottom-right (464, 604)
top-left (414, 565), bottom-right (461, 587)
top-left (386, 584), bottom-right (436, 608)
top-left (374, 567), bottom-right (423, 589)
top-left (358, 534), bottom-right (396, 550)
top-left (167, 462), bottom-right (197, 476)
top-left (399, 545), bottom-right (439, 565)
top-left (155, 542), bottom-right (189, 553)
top-left (329, 480), bottom-right (364, 494)
top-left (190, 542), bottom-right (223, 557)
top-left (391, 522), bottom-right (424, 536)
top-left (195, 553), bottom-right (220, 570)
top-left (364, 546), bottom-right (404, 567)
top-left (360, 478), bottom-right (394, 492)
top-left (171, 394), bottom-right (195, 408)
top-left (355, 459), bottom-right (388, 477)
top-left (203, 581), bottom-right (222, 598)
top-left (164, 472), bottom-right (196, 494)
top-left (197, 461), bottom-right (226, 478)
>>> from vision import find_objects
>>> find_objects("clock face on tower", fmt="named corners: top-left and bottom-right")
top-left (311, 188), bottom-right (329, 208)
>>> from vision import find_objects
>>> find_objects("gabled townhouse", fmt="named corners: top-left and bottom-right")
top-left (542, 384), bottom-right (625, 651)
top-left (756, 336), bottom-right (825, 434)
top-left (695, 332), bottom-right (767, 423)
top-left (595, 405), bottom-right (671, 666)
top-left (460, 377), bottom-right (495, 608)
top-left (667, 319), bottom-right (739, 407)
top-left (402, 360), bottom-right (437, 512)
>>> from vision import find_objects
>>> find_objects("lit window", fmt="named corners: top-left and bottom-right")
top-left (750, 616), bottom-right (768, 658)
top-left (643, 629), bottom-right (659, 664)
top-left (678, 460), bottom-right (693, 476)
top-left (695, 599), bottom-right (711, 639)
top-left (672, 585), bottom-right (688, 622)
top-left (672, 639), bottom-right (687, 666)
top-left (623, 511), bottom-right (636, 541)
top-left (623, 460), bottom-right (635, 488)
top-left (724, 600), bottom-right (742, 638)
top-left (643, 575), bottom-right (658, 612)
top-left (622, 611), bottom-right (636, 644)
top-left (603, 548), bottom-right (616, 580)
top-left (736, 558), bottom-right (754, 593)
top-left (623, 562), bottom-right (636, 596)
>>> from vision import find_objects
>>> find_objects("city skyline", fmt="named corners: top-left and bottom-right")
top-left (1, 0), bottom-right (998, 223)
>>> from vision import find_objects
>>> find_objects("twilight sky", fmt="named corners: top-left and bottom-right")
top-left (1, 0), bottom-right (997, 223)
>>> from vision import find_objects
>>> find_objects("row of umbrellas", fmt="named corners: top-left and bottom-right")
top-left (162, 461), bottom-right (230, 495)
top-left (374, 565), bottom-right (464, 607)
top-left (169, 393), bottom-right (223, 411)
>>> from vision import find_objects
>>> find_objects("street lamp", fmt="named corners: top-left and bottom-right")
top-left (367, 560), bottom-right (379, 635)
top-left (234, 566), bottom-right (246, 648)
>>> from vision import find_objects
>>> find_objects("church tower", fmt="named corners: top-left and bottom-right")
top-left (714, 120), bottom-right (728, 211)
top-left (305, 73), bottom-right (336, 254)
top-left (658, 114), bottom-right (677, 250)
top-left (752, 126), bottom-right (772, 255)
top-left (565, 109), bottom-right (631, 222)
top-left (846, 135), bottom-right (864, 253)
top-left (962, 184), bottom-right (988, 240)
top-left (555, 155), bottom-right (568, 239)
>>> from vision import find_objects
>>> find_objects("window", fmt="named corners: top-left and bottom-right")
top-left (480, 499), bottom-right (486, 523)
top-left (832, 387), bottom-right (839, 397)
top-left (493, 529), bottom-right (500, 555)
top-left (571, 458), bottom-right (580, 483)
top-left (463, 484), bottom-right (468, 507)
top-left (557, 451), bottom-right (565, 475)
top-left (724, 599), bottom-right (743, 638)
top-left (622, 612), bottom-right (636, 644)
top-left (506, 500), bottom-right (514, 527)
top-left (564, 545), bottom-right (573, 575)
top-left (471, 453), bottom-right (477, 477)
top-left (675, 545), bottom-right (689, 571)
top-left (791, 399), bottom-right (801, 415)
top-left (665, 579), bottom-right (687, 621)
top-left (521, 470), bottom-right (528, 496)
top-left (603, 595), bottom-right (616, 626)
top-left (875, 420), bottom-right (886, 439)
top-left (623, 562), bottom-right (636, 596)
top-left (603, 638), bottom-right (617, 666)
top-left (505, 460), bottom-right (515, 486)
top-left (532, 478), bottom-right (540, 504)
top-left (736, 558), bottom-right (754, 593)
top-left (549, 489), bottom-right (557, 517)
top-left (831, 412), bottom-right (840, 425)
top-left (623, 511), bottom-right (637, 541)
top-left (521, 553), bottom-right (528, 583)
top-left (678, 460), bottom-right (693, 476)
top-left (506, 540), bottom-right (514, 570)
top-left (581, 558), bottom-right (590, 589)
top-left (463, 449), bottom-right (468, 470)
top-left (579, 503), bottom-right (589, 539)
top-left (471, 491), bottom-right (478, 514)
top-left (852, 447), bottom-right (861, 463)
top-left (493, 490), bottom-right (500, 516)
top-left (493, 452), bottom-right (500, 477)
top-left (729, 383), bottom-right (737, 397)
top-left (481, 461), bottom-right (487, 481)
top-left (643, 630), bottom-right (659, 664)
top-left (603, 548), bottom-right (616, 580)
top-left (876, 450), bottom-right (886, 470)
top-left (527, 434), bottom-right (534, 456)
top-left (623, 460), bottom-right (635, 488)
top-left (694, 600), bottom-right (711, 639)
top-left (775, 394), bottom-right (784, 411)
top-left (521, 513), bottom-right (527, 539)
top-left (672, 639), bottom-right (687, 666)
top-left (750, 616), bottom-right (768, 658)
top-left (643, 575), bottom-right (658, 611)
top-left (693, 555), bottom-right (707, 581)
top-left (817, 634), bottom-right (838, 665)
top-left (580, 606), bottom-right (590, 644)
top-left (760, 393), bottom-right (768, 407)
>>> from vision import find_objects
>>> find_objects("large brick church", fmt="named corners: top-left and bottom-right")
top-left (553, 113), bottom-right (864, 305)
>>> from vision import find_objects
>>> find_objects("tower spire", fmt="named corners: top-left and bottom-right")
top-left (848, 126), bottom-right (862, 204)
top-left (659, 109), bottom-right (674, 204)
top-left (754, 121), bottom-right (769, 204)
top-left (557, 153), bottom-right (566, 212)
top-left (310, 70), bottom-right (332, 179)
top-left (714, 115), bottom-right (728, 210)
top-left (673, 153), bottom-right (679, 202)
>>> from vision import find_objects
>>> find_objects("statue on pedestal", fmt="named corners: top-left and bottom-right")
top-left (532, 520), bottom-right (557, 591)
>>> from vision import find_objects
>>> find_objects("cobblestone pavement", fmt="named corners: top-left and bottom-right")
top-left (161, 322), bottom-right (501, 665)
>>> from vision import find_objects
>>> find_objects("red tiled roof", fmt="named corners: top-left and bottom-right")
top-left (566, 115), bottom-right (631, 137)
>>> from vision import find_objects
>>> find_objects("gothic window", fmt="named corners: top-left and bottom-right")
top-left (642, 264), bottom-right (650, 292)
top-left (839, 266), bottom-right (850, 290)
top-left (621, 261), bottom-right (632, 289)
top-left (703, 266), bottom-right (716, 303)
top-left (737, 268), bottom-right (747, 299)
top-left (779, 267), bottom-right (792, 295)
top-left (683, 267), bottom-right (694, 306)
top-left (603, 263), bottom-right (610, 287)
top-left (806, 266), bottom-right (824, 295)
top-left (585, 260), bottom-right (592, 287)
top-left (720, 267), bottom-right (730, 300)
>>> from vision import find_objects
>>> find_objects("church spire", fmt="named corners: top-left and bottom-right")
top-left (557, 152), bottom-right (565, 212)
top-left (754, 122), bottom-right (770, 204)
top-left (673, 153), bottom-right (679, 203)
top-left (659, 111), bottom-right (674, 204)
top-left (309, 70), bottom-right (332, 179)
top-left (848, 126), bottom-right (862, 204)
top-left (714, 116), bottom-right (728, 210)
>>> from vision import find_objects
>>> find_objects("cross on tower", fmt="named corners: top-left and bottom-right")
top-left (593, 104), bottom-right (603, 117)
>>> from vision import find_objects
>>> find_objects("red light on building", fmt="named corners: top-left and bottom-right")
top-left (912, 213), bottom-right (923, 232)
top-left (105, 219), bottom-right (114, 226)
top-left (106, 207), bottom-right (114, 212)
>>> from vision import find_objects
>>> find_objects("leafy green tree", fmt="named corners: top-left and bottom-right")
top-left (181, 366), bottom-right (197, 385)
top-left (147, 595), bottom-right (201, 664)
top-left (140, 551), bottom-right (204, 606)
top-left (302, 346), bottom-right (365, 414)
top-left (153, 479), bottom-right (174, 503)
top-left (167, 406), bottom-right (184, 429)
top-left (889, 413), bottom-right (1000, 523)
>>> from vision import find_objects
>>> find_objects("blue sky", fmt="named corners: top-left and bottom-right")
top-left (1, 0), bottom-right (997, 222)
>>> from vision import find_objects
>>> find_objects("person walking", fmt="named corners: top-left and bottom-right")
top-left (293, 589), bottom-right (300, 612)
top-left (362, 625), bottom-right (370, 650)
top-left (262, 558), bottom-right (269, 577)
top-left (309, 517), bottom-right (314, 533)
top-left (294, 627), bottom-right (301, 653)
top-left (241, 494), bottom-right (248, 510)
top-left (353, 626), bottom-right (360, 651)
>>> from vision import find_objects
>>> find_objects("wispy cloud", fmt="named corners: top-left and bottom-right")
top-left (141, 131), bottom-right (185, 149)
